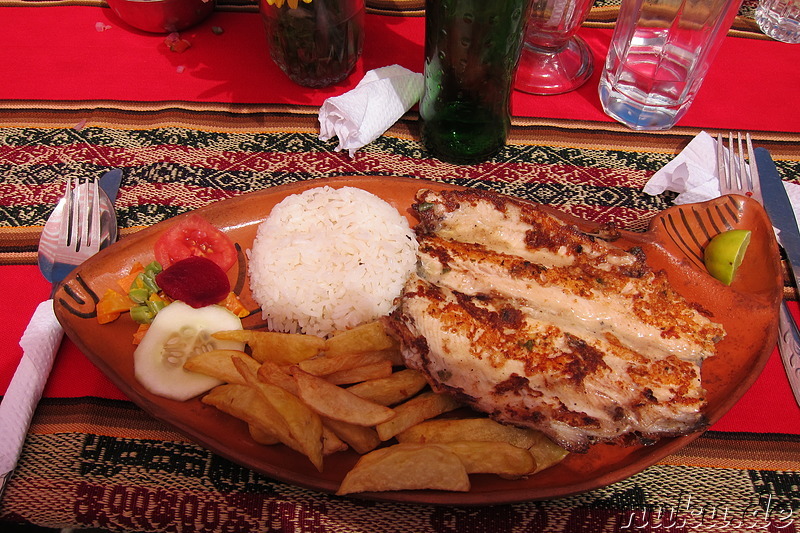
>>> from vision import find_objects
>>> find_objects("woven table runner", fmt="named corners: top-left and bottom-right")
top-left (2, 106), bottom-right (800, 531)
top-left (2, 108), bottom-right (799, 233)
top-left (1, 399), bottom-right (799, 531)
top-left (0, 399), bottom-right (800, 533)
top-left (2, 108), bottom-right (799, 286)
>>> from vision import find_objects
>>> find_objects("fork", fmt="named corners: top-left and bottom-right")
top-left (37, 177), bottom-right (104, 285)
top-left (716, 132), bottom-right (763, 203)
top-left (717, 132), bottom-right (800, 406)
top-left (61, 177), bottom-right (102, 260)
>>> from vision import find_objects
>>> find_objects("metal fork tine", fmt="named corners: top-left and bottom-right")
top-left (66, 178), bottom-right (78, 248)
top-left (716, 133), bottom-right (731, 195)
top-left (736, 132), bottom-right (748, 194)
top-left (745, 132), bottom-right (763, 204)
top-left (728, 131), bottom-right (739, 192)
top-left (78, 177), bottom-right (89, 252)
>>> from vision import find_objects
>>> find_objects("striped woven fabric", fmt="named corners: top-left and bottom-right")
top-left (1, 398), bottom-right (796, 532)
top-left (2, 110), bottom-right (799, 286)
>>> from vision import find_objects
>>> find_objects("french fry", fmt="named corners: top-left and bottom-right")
top-left (249, 423), bottom-right (280, 445)
top-left (257, 359), bottom-right (299, 395)
top-left (216, 358), bottom-right (345, 464)
top-left (202, 384), bottom-right (300, 453)
top-left (437, 441), bottom-right (536, 478)
top-left (321, 417), bottom-right (381, 455)
top-left (213, 329), bottom-right (324, 365)
top-left (396, 417), bottom-right (543, 449)
top-left (346, 369), bottom-right (428, 406)
top-left (184, 349), bottom-right (259, 384)
top-left (527, 432), bottom-right (570, 473)
top-left (324, 321), bottom-right (397, 357)
top-left (375, 391), bottom-right (460, 441)
top-left (322, 426), bottom-right (349, 456)
top-left (324, 360), bottom-right (393, 385)
top-left (396, 417), bottom-right (569, 474)
top-left (336, 443), bottom-right (470, 495)
top-left (233, 356), bottom-right (324, 471)
top-left (298, 349), bottom-right (401, 377)
top-left (290, 367), bottom-right (396, 427)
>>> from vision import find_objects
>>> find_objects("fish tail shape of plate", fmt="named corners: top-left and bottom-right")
top-left (649, 195), bottom-right (758, 271)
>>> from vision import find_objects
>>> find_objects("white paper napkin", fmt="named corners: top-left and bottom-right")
top-left (643, 130), bottom-right (800, 223)
top-left (0, 300), bottom-right (63, 487)
top-left (318, 65), bottom-right (424, 157)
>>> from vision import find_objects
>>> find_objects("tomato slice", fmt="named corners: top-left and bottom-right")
top-left (154, 214), bottom-right (237, 272)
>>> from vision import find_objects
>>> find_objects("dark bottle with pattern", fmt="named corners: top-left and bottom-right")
top-left (420, 0), bottom-right (532, 164)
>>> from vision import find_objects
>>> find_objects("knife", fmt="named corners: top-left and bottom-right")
top-left (0, 169), bottom-right (122, 500)
top-left (100, 168), bottom-right (122, 206)
top-left (755, 147), bottom-right (800, 407)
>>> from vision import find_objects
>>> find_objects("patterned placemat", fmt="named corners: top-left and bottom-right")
top-left (1, 398), bottom-right (800, 532)
top-left (2, 106), bottom-right (799, 295)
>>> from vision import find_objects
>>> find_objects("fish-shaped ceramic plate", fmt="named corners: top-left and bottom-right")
top-left (54, 176), bottom-right (782, 505)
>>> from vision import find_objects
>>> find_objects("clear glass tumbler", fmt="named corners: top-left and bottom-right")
top-left (515, 0), bottom-right (596, 95)
top-left (756, 0), bottom-right (800, 43)
top-left (260, 0), bottom-right (365, 88)
top-left (598, 0), bottom-right (743, 131)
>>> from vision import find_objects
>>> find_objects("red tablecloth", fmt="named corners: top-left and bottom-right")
top-left (5, 7), bottom-right (800, 133)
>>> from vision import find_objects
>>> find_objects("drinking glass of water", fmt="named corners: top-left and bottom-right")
top-left (757, 0), bottom-right (800, 43)
top-left (598, 0), bottom-right (743, 131)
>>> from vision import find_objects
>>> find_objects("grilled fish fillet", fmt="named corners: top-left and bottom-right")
top-left (384, 189), bottom-right (725, 452)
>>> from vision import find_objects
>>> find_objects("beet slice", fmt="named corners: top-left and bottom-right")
top-left (156, 256), bottom-right (231, 309)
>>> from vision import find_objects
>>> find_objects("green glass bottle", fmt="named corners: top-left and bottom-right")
top-left (420, 0), bottom-right (532, 164)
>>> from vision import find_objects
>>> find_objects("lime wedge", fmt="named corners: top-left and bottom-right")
top-left (703, 229), bottom-right (752, 285)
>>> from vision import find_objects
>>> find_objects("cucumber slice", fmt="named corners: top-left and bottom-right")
top-left (133, 301), bottom-right (245, 401)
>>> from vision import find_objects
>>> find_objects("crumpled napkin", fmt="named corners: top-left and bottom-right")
top-left (643, 130), bottom-right (800, 220)
top-left (319, 65), bottom-right (424, 157)
top-left (0, 300), bottom-right (63, 488)
top-left (643, 131), bottom-right (723, 205)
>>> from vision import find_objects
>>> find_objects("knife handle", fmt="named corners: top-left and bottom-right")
top-left (777, 301), bottom-right (800, 409)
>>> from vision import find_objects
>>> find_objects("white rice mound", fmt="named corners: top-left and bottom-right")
top-left (248, 186), bottom-right (418, 337)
